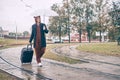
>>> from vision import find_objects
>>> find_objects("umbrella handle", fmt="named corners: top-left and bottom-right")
top-left (44, 25), bottom-right (47, 30)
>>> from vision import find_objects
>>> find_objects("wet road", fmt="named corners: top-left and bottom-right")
top-left (0, 45), bottom-right (120, 80)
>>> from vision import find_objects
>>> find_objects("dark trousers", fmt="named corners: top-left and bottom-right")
top-left (35, 47), bottom-right (46, 63)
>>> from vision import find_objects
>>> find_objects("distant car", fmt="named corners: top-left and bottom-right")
top-left (52, 38), bottom-right (63, 43)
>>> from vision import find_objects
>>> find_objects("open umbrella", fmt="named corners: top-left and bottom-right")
top-left (31, 9), bottom-right (58, 17)
top-left (31, 9), bottom-right (58, 23)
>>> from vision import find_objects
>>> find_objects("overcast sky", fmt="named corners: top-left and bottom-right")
top-left (0, 0), bottom-right (62, 33)
top-left (0, 0), bottom-right (118, 33)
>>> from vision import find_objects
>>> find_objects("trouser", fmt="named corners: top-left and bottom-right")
top-left (34, 47), bottom-right (46, 63)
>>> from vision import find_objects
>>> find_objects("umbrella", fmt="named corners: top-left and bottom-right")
top-left (31, 9), bottom-right (58, 17)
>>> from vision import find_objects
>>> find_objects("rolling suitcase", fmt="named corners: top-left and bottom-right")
top-left (20, 44), bottom-right (33, 64)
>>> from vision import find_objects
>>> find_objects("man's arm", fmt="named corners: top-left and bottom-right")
top-left (29, 26), bottom-right (34, 43)
top-left (44, 24), bottom-right (49, 33)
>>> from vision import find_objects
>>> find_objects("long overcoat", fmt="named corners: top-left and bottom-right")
top-left (29, 23), bottom-right (48, 48)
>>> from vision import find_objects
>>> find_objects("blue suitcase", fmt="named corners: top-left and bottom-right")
top-left (20, 44), bottom-right (33, 64)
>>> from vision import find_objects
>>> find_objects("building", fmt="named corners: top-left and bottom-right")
top-left (71, 33), bottom-right (88, 42)
top-left (70, 28), bottom-right (88, 42)
top-left (0, 27), bottom-right (9, 38)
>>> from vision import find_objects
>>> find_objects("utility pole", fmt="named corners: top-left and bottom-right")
top-left (15, 21), bottom-right (17, 44)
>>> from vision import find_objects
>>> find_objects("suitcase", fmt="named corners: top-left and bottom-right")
top-left (20, 44), bottom-right (33, 64)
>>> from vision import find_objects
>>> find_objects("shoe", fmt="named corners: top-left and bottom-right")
top-left (38, 63), bottom-right (42, 67)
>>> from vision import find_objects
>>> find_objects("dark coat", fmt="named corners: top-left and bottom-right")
top-left (29, 23), bottom-right (48, 48)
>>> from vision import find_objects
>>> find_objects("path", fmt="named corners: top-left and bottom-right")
top-left (0, 45), bottom-right (120, 80)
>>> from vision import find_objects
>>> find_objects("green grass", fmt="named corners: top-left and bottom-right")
top-left (44, 44), bottom-right (81, 64)
top-left (1, 39), bottom-right (120, 79)
top-left (0, 70), bottom-right (20, 80)
top-left (0, 38), bottom-right (80, 64)
top-left (0, 38), bottom-right (28, 45)
top-left (0, 39), bottom-right (81, 80)
top-left (0, 38), bottom-right (28, 50)
top-left (77, 42), bottom-right (120, 56)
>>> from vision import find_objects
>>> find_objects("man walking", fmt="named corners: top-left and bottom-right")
top-left (29, 15), bottom-right (48, 67)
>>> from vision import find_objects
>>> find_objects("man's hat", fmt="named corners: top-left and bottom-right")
top-left (34, 15), bottom-right (40, 18)
top-left (31, 12), bottom-right (41, 18)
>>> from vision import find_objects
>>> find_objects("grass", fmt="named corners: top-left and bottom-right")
top-left (0, 39), bottom-right (80, 80)
top-left (0, 38), bottom-right (80, 64)
top-left (0, 38), bottom-right (29, 79)
top-left (0, 70), bottom-right (21, 80)
top-left (0, 38), bottom-right (28, 50)
top-left (0, 38), bottom-right (28, 45)
top-left (1, 39), bottom-right (120, 79)
top-left (77, 42), bottom-right (120, 56)
top-left (44, 44), bottom-right (81, 64)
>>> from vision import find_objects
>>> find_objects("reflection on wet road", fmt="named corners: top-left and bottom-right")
top-left (0, 46), bottom-right (120, 80)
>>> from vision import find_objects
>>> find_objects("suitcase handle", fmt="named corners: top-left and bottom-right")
top-left (27, 44), bottom-right (32, 49)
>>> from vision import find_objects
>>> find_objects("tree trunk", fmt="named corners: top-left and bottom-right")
top-left (99, 30), bottom-right (102, 42)
top-left (79, 30), bottom-right (82, 43)
top-left (87, 27), bottom-right (91, 43)
top-left (88, 30), bottom-right (91, 43)
top-left (59, 26), bottom-right (61, 43)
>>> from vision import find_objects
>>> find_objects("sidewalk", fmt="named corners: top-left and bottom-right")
top-left (0, 45), bottom-right (120, 80)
